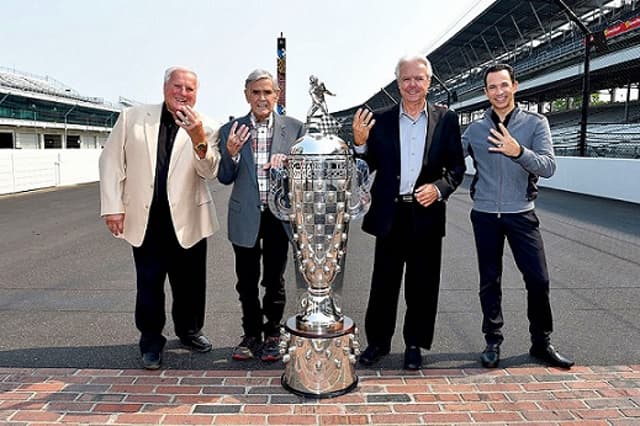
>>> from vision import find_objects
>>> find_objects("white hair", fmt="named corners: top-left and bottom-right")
top-left (394, 54), bottom-right (433, 80)
top-left (164, 66), bottom-right (199, 86)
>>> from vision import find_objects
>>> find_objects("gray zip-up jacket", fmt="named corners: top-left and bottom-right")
top-left (461, 107), bottom-right (556, 214)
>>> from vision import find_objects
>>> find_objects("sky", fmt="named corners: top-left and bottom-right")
top-left (1, 0), bottom-right (493, 122)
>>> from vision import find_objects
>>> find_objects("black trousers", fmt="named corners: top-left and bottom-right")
top-left (470, 209), bottom-right (553, 346)
top-left (132, 215), bottom-right (207, 354)
top-left (232, 209), bottom-right (289, 338)
top-left (364, 202), bottom-right (443, 350)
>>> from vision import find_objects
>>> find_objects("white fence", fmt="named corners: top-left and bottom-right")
top-left (0, 149), bottom-right (100, 195)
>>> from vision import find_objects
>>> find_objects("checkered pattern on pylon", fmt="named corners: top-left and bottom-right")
top-left (306, 113), bottom-right (342, 136)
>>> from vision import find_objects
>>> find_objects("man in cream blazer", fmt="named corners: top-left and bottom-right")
top-left (99, 66), bottom-right (220, 369)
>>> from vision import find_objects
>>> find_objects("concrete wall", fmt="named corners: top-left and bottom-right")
top-left (0, 149), bottom-right (101, 195)
top-left (464, 156), bottom-right (640, 204)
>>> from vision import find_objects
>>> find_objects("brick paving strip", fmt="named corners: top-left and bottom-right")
top-left (0, 365), bottom-right (639, 425)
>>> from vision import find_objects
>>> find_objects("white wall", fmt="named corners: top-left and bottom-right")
top-left (1, 150), bottom-right (638, 204)
top-left (0, 149), bottom-right (101, 195)
top-left (465, 156), bottom-right (640, 204)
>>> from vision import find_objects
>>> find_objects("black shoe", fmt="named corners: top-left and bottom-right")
top-left (480, 343), bottom-right (501, 368)
top-left (261, 336), bottom-right (282, 362)
top-left (141, 352), bottom-right (161, 370)
top-left (403, 346), bottom-right (422, 370)
top-left (180, 335), bottom-right (212, 353)
top-left (529, 344), bottom-right (574, 369)
top-left (232, 335), bottom-right (263, 361)
top-left (359, 345), bottom-right (390, 366)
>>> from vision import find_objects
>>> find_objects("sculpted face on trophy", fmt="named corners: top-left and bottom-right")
top-left (268, 75), bottom-right (371, 398)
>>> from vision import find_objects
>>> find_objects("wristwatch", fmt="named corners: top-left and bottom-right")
top-left (194, 142), bottom-right (207, 153)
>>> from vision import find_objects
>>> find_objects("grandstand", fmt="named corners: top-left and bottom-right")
top-left (0, 67), bottom-right (120, 150)
top-left (334, 0), bottom-right (640, 159)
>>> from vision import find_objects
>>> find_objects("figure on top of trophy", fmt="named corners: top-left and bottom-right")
top-left (305, 75), bottom-right (341, 136)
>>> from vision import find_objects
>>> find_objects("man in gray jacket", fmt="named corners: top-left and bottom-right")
top-left (462, 63), bottom-right (574, 369)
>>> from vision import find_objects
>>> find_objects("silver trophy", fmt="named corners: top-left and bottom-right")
top-left (268, 76), bottom-right (371, 398)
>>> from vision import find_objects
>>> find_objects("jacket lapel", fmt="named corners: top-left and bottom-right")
top-left (237, 114), bottom-right (258, 189)
top-left (144, 105), bottom-right (162, 179)
top-left (423, 103), bottom-right (440, 167)
top-left (271, 114), bottom-right (288, 154)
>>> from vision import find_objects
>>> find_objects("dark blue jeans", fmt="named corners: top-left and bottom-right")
top-left (470, 209), bottom-right (553, 347)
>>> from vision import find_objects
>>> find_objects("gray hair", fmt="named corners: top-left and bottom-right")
top-left (164, 66), bottom-right (199, 86)
top-left (244, 69), bottom-right (279, 90)
top-left (394, 54), bottom-right (433, 80)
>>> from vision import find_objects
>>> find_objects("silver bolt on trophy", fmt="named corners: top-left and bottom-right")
top-left (268, 75), bottom-right (371, 398)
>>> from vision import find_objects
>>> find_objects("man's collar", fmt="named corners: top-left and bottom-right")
top-left (250, 112), bottom-right (274, 128)
top-left (399, 102), bottom-right (428, 120)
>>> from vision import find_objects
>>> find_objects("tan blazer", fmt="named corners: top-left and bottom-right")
top-left (99, 103), bottom-right (221, 248)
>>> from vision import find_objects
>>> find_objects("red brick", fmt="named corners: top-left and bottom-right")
top-left (295, 405), bottom-right (343, 414)
top-left (164, 414), bottom-right (216, 424)
top-left (522, 410), bottom-right (576, 421)
top-left (489, 401), bottom-right (539, 411)
top-left (573, 409), bottom-right (624, 419)
top-left (59, 413), bottom-right (113, 424)
top-left (422, 368), bottom-right (465, 377)
top-left (567, 380), bottom-right (613, 389)
top-left (10, 410), bottom-right (61, 422)
top-left (538, 399), bottom-right (588, 410)
top-left (125, 393), bottom-right (173, 403)
top-left (507, 391), bottom-right (555, 401)
top-left (371, 414), bottom-right (422, 424)
top-left (344, 404), bottom-right (391, 414)
top-left (621, 408), bottom-right (640, 417)
top-left (204, 370), bottom-right (247, 377)
top-left (440, 402), bottom-right (490, 412)
top-left (211, 414), bottom-right (266, 424)
top-left (461, 391), bottom-right (508, 401)
top-left (471, 411), bottom-right (523, 422)
top-left (0, 400), bottom-right (45, 410)
top-left (115, 413), bottom-right (164, 424)
top-left (93, 402), bottom-right (144, 413)
top-left (0, 391), bottom-right (33, 400)
top-left (319, 414), bottom-right (369, 425)
top-left (268, 414), bottom-right (317, 424)
top-left (553, 390), bottom-right (599, 399)
top-left (141, 404), bottom-right (191, 414)
top-left (174, 395), bottom-right (224, 404)
top-left (430, 384), bottom-right (476, 393)
top-left (243, 404), bottom-right (292, 414)
top-left (249, 369), bottom-right (281, 377)
top-left (523, 382), bottom-right (567, 391)
top-left (385, 384), bottom-right (429, 393)
top-left (224, 378), bottom-right (272, 386)
top-left (75, 368), bottom-right (123, 376)
top-left (46, 401), bottom-right (94, 412)
top-left (109, 384), bottom-right (156, 393)
top-left (156, 385), bottom-right (203, 394)
top-left (356, 384), bottom-right (385, 393)
top-left (392, 403), bottom-right (440, 413)
top-left (18, 382), bottom-right (65, 392)
top-left (477, 383), bottom-right (522, 392)
top-left (413, 393), bottom-right (438, 402)
top-left (162, 369), bottom-right (207, 377)
top-left (422, 412), bottom-right (473, 423)
top-left (134, 376), bottom-right (180, 385)
top-left (360, 377), bottom-right (404, 385)
top-left (90, 375), bottom-right (136, 384)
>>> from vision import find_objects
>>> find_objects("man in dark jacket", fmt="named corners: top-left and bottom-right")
top-left (352, 54), bottom-right (466, 370)
top-left (462, 63), bottom-right (574, 369)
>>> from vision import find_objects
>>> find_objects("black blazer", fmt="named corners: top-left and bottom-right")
top-left (359, 103), bottom-right (466, 238)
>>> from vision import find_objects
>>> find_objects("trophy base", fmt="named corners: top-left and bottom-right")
top-left (280, 316), bottom-right (359, 398)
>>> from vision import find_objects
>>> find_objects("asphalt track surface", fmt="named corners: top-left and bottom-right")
top-left (0, 178), bottom-right (638, 371)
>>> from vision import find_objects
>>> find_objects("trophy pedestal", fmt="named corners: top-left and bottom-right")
top-left (280, 316), bottom-right (359, 398)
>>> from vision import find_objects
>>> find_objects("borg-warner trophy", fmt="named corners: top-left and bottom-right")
top-left (268, 76), bottom-right (371, 398)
